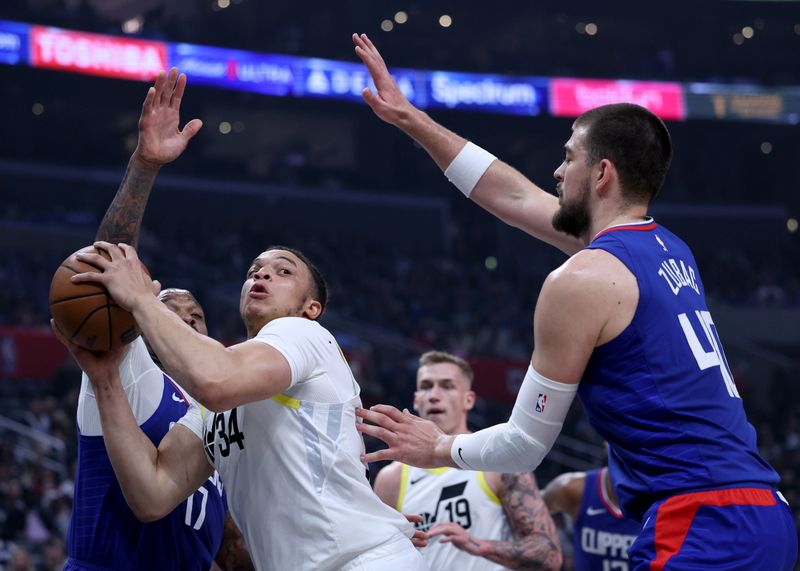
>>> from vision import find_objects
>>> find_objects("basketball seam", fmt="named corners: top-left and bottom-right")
top-left (50, 291), bottom-right (106, 305)
top-left (69, 303), bottom-right (114, 345)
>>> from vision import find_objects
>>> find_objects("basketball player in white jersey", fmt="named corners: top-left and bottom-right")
top-left (60, 244), bottom-right (427, 571)
top-left (374, 352), bottom-right (562, 570)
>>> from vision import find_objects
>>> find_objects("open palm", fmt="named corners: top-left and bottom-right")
top-left (135, 68), bottom-right (203, 167)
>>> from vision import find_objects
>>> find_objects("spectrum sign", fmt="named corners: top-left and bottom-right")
top-left (550, 78), bottom-right (686, 121)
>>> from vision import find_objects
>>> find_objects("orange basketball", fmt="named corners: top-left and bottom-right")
top-left (49, 246), bottom-right (143, 351)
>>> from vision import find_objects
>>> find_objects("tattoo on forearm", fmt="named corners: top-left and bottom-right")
top-left (95, 161), bottom-right (159, 246)
top-left (481, 473), bottom-right (563, 570)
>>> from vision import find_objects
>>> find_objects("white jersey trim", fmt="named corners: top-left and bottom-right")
top-left (77, 338), bottom-right (169, 436)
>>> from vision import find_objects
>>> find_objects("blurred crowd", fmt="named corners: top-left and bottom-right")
top-left (0, 208), bottom-right (798, 568)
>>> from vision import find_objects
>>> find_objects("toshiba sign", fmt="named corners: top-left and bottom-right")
top-left (30, 26), bottom-right (166, 81)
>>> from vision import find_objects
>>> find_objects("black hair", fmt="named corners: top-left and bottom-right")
top-left (264, 245), bottom-right (329, 314)
top-left (574, 103), bottom-right (673, 205)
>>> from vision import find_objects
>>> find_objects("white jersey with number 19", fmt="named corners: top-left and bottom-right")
top-left (179, 317), bottom-right (421, 571)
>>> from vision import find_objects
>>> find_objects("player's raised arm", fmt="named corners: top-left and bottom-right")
top-left (352, 33), bottom-right (583, 256)
top-left (95, 68), bottom-right (202, 247)
top-left (51, 320), bottom-right (213, 521)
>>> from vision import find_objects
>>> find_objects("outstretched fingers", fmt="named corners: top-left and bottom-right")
top-left (181, 118), bottom-right (204, 141)
top-left (369, 404), bottom-right (409, 424)
top-left (151, 70), bottom-right (167, 105)
top-left (160, 67), bottom-right (178, 105)
top-left (170, 72), bottom-right (187, 109)
top-left (356, 421), bottom-right (396, 446)
top-left (141, 86), bottom-right (156, 116)
top-left (361, 447), bottom-right (396, 464)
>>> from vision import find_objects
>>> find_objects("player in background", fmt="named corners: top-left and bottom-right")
top-left (351, 34), bottom-right (797, 570)
top-left (64, 68), bottom-right (251, 571)
top-left (543, 456), bottom-right (640, 571)
top-left (374, 351), bottom-right (562, 570)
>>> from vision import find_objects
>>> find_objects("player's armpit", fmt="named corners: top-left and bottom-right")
top-left (541, 472), bottom-right (586, 522)
top-left (372, 462), bottom-right (403, 509)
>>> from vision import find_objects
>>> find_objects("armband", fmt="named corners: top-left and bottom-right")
top-left (443, 142), bottom-right (497, 198)
top-left (451, 365), bottom-right (577, 473)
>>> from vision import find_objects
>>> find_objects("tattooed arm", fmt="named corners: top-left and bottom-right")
top-left (428, 471), bottom-right (563, 570)
top-left (96, 67), bottom-right (202, 246)
top-left (214, 513), bottom-right (255, 571)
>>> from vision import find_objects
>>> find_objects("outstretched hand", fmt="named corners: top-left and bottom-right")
top-left (428, 522), bottom-right (485, 556)
top-left (134, 67), bottom-right (203, 168)
top-left (356, 404), bottom-right (456, 468)
top-left (352, 33), bottom-right (416, 126)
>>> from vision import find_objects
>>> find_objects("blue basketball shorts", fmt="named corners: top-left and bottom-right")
top-left (629, 486), bottom-right (797, 570)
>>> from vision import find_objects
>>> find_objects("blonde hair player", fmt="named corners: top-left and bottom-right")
top-left (374, 351), bottom-right (562, 570)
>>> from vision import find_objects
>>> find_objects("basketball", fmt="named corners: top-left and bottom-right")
top-left (49, 246), bottom-right (142, 351)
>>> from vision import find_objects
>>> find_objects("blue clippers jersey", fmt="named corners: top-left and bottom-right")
top-left (573, 468), bottom-right (641, 571)
top-left (579, 219), bottom-right (778, 521)
top-left (67, 375), bottom-right (226, 571)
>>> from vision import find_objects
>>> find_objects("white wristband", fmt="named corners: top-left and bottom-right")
top-left (444, 141), bottom-right (497, 198)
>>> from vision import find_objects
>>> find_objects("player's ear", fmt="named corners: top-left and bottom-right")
top-left (464, 390), bottom-right (476, 412)
top-left (302, 299), bottom-right (322, 320)
top-left (595, 158), bottom-right (616, 195)
top-left (412, 391), bottom-right (423, 414)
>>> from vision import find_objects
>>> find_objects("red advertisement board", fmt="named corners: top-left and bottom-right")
top-left (551, 78), bottom-right (685, 121)
top-left (469, 357), bottom-right (529, 404)
top-left (30, 26), bottom-right (166, 81)
top-left (0, 327), bottom-right (68, 381)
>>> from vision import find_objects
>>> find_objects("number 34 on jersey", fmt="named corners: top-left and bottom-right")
top-left (204, 409), bottom-right (246, 462)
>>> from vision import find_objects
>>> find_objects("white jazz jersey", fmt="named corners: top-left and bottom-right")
top-left (398, 465), bottom-right (513, 570)
top-left (180, 317), bottom-right (418, 571)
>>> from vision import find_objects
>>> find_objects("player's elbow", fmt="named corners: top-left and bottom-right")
top-left (129, 497), bottom-right (170, 523)
top-left (191, 378), bottom-right (230, 412)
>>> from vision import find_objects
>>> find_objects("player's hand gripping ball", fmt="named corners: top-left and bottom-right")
top-left (49, 246), bottom-right (147, 351)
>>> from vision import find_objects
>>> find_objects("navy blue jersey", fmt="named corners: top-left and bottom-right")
top-left (66, 375), bottom-right (226, 571)
top-left (579, 219), bottom-right (779, 521)
top-left (573, 468), bottom-right (641, 571)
